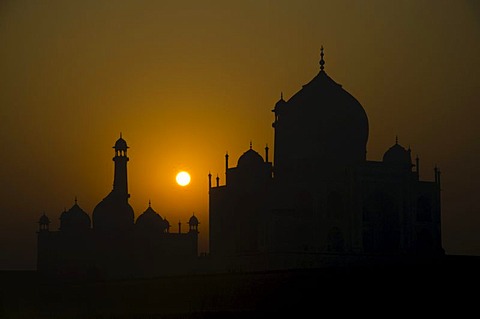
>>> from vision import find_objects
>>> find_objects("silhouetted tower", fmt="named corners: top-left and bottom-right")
top-left (38, 213), bottom-right (50, 232)
top-left (188, 213), bottom-right (199, 233)
top-left (225, 152), bottom-right (229, 183)
top-left (92, 134), bottom-right (135, 233)
top-left (37, 213), bottom-right (51, 274)
top-left (113, 133), bottom-right (130, 199)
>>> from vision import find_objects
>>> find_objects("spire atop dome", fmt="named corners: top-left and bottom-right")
top-left (74, 196), bottom-right (77, 205)
top-left (320, 46), bottom-right (325, 71)
top-left (280, 92), bottom-right (284, 100)
top-left (396, 135), bottom-right (399, 145)
top-left (250, 141), bottom-right (252, 150)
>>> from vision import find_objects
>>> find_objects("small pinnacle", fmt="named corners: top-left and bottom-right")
top-left (320, 46), bottom-right (325, 71)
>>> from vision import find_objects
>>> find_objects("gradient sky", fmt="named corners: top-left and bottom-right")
top-left (1, 0), bottom-right (479, 269)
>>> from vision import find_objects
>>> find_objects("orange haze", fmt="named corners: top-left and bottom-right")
top-left (1, 1), bottom-right (480, 269)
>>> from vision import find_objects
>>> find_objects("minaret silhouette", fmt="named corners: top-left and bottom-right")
top-left (113, 133), bottom-right (130, 200)
top-left (92, 133), bottom-right (135, 233)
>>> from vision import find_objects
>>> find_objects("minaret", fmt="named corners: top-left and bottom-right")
top-left (92, 134), bottom-right (135, 233)
top-left (225, 152), bottom-right (229, 184)
top-left (38, 213), bottom-right (50, 232)
top-left (113, 133), bottom-right (130, 200)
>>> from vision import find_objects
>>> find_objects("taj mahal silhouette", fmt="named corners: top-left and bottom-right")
top-left (37, 48), bottom-right (443, 280)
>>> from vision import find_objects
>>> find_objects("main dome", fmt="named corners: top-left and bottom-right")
top-left (273, 50), bottom-right (369, 167)
top-left (92, 193), bottom-right (135, 233)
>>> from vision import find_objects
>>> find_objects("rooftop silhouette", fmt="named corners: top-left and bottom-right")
top-left (37, 49), bottom-right (443, 280)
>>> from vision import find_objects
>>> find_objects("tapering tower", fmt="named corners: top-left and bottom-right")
top-left (112, 133), bottom-right (130, 199)
top-left (92, 134), bottom-right (135, 233)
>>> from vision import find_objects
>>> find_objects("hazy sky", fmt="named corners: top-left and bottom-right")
top-left (1, 0), bottom-right (479, 269)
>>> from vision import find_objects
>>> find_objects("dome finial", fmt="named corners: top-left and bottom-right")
top-left (250, 141), bottom-right (252, 150)
top-left (74, 196), bottom-right (77, 205)
top-left (148, 199), bottom-right (151, 207)
top-left (280, 92), bottom-right (284, 100)
top-left (395, 135), bottom-right (398, 145)
top-left (320, 46), bottom-right (325, 71)
top-left (120, 132), bottom-right (122, 139)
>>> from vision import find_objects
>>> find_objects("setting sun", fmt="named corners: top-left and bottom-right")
top-left (176, 171), bottom-right (191, 186)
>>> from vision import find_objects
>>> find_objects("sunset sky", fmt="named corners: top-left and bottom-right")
top-left (1, 1), bottom-right (479, 269)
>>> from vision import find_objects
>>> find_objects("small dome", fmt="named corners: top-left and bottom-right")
top-left (114, 135), bottom-right (128, 150)
top-left (188, 214), bottom-right (199, 226)
top-left (135, 203), bottom-right (166, 233)
top-left (237, 148), bottom-right (264, 168)
top-left (60, 201), bottom-right (91, 231)
top-left (39, 213), bottom-right (50, 225)
top-left (383, 141), bottom-right (412, 166)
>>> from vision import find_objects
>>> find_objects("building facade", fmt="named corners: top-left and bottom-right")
top-left (209, 49), bottom-right (443, 270)
top-left (37, 136), bottom-right (199, 280)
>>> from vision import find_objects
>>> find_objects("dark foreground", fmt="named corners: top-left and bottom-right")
top-left (1, 255), bottom-right (479, 318)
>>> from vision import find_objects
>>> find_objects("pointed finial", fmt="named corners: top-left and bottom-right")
top-left (120, 132), bottom-right (122, 138)
top-left (320, 46), bottom-right (325, 71)
top-left (250, 141), bottom-right (252, 149)
top-left (280, 92), bottom-right (284, 100)
top-left (74, 196), bottom-right (77, 205)
top-left (148, 199), bottom-right (151, 207)
top-left (395, 135), bottom-right (398, 145)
